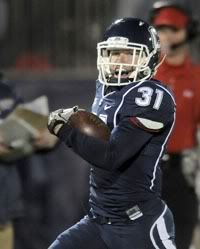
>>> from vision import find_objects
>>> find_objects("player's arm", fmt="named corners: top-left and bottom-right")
top-left (47, 94), bottom-right (173, 170)
top-left (54, 117), bottom-right (155, 170)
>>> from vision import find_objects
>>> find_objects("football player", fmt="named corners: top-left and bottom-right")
top-left (47, 18), bottom-right (176, 249)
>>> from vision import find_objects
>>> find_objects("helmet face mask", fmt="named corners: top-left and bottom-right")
top-left (97, 18), bottom-right (161, 86)
top-left (97, 37), bottom-right (152, 86)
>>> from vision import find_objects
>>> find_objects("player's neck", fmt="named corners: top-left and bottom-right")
top-left (104, 85), bottom-right (122, 95)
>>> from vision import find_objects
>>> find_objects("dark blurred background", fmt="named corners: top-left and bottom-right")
top-left (1, 0), bottom-right (199, 73)
top-left (0, 0), bottom-right (199, 248)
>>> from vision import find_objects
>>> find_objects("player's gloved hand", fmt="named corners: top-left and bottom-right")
top-left (47, 106), bottom-right (78, 135)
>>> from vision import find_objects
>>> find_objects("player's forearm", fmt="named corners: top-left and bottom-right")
top-left (57, 124), bottom-right (117, 170)
top-left (58, 120), bottom-right (152, 170)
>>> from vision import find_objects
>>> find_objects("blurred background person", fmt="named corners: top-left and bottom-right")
top-left (0, 72), bottom-right (57, 249)
top-left (0, 75), bottom-right (24, 249)
top-left (149, 1), bottom-right (200, 249)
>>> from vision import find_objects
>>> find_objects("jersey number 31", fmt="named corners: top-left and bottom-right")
top-left (135, 86), bottom-right (163, 110)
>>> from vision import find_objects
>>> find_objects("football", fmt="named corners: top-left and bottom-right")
top-left (68, 110), bottom-right (110, 141)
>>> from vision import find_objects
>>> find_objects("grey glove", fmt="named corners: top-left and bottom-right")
top-left (47, 106), bottom-right (78, 135)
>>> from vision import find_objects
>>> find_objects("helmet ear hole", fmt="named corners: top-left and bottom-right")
top-left (143, 68), bottom-right (150, 76)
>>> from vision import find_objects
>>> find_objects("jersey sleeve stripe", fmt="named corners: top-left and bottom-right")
top-left (129, 117), bottom-right (164, 133)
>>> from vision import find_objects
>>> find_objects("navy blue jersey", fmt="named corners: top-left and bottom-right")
top-left (58, 79), bottom-right (176, 219)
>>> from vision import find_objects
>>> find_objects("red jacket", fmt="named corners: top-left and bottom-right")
top-left (155, 57), bottom-right (200, 153)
